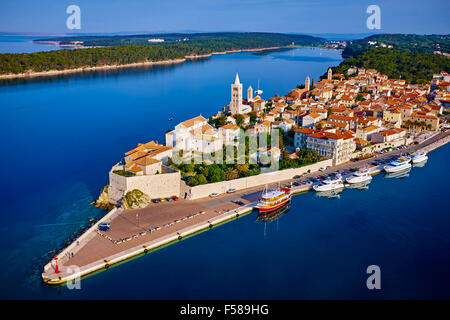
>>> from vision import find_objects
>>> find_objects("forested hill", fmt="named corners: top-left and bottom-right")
top-left (36, 32), bottom-right (325, 48)
top-left (342, 33), bottom-right (450, 58)
top-left (0, 32), bottom-right (325, 75)
top-left (327, 47), bottom-right (450, 84)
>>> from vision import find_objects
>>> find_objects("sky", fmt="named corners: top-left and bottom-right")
top-left (0, 0), bottom-right (449, 35)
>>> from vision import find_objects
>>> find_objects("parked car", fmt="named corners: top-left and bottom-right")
top-left (293, 182), bottom-right (300, 186)
top-left (293, 175), bottom-right (301, 179)
top-left (235, 201), bottom-right (244, 206)
top-left (159, 198), bottom-right (165, 202)
top-left (319, 167), bottom-right (326, 171)
top-left (98, 222), bottom-right (110, 231)
top-left (166, 197), bottom-right (173, 202)
top-left (172, 195), bottom-right (179, 201)
top-left (152, 199), bottom-right (160, 203)
top-left (209, 193), bottom-right (219, 198)
top-left (227, 188), bottom-right (236, 193)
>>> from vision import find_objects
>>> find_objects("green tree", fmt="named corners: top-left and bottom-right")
top-left (226, 168), bottom-right (239, 180)
top-left (187, 176), bottom-right (199, 186)
top-left (195, 174), bottom-right (208, 185)
top-left (234, 114), bottom-right (245, 128)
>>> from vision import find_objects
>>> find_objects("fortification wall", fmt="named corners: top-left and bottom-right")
top-left (185, 159), bottom-right (333, 200)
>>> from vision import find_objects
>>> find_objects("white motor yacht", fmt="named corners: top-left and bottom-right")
top-left (383, 156), bottom-right (411, 173)
top-left (412, 151), bottom-right (428, 164)
top-left (313, 174), bottom-right (344, 192)
top-left (346, 169), bottom-right (372, 184)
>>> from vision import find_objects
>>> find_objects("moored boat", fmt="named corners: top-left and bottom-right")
top-left (313, 174), bottom-right (344, 192)
top-left (256, 185), bottom-right (291, 213)
top-left (412, 151), bottom-right (428, 164)
top-left (345, 169), bottom-right (372, 184)
top-left (383, 156), bottom-right (411, 173)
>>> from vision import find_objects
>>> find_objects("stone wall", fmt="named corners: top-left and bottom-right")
top-left (109, 165), bottom-right (180, 203)
top-left (183, 159), bottom-right (333, 200)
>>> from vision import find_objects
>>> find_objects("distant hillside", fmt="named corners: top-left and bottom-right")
top-left (36, 32), bottom-right (325, 48)
top-left (327, 47), bottom-right (450, 84)
top-left (343, 34), bottom-right (450, 58)
top-left (1, 32), bottom-right (325, 76)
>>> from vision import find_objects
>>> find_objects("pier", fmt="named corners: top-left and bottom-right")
top-left (42, 130), bottom-right (450, 285)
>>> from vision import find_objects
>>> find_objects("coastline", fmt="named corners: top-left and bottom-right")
top-left (41, 131), bottom-right (450, 285)
top-left (0, 58), bottom-right (187, 80)
top-left (0, 46), bottom-right (292, 80)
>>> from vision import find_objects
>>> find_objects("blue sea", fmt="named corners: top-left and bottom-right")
top-left (1, 47), bottom-right (449, 299)
top-left (0, 36), bottom-right (65, 53)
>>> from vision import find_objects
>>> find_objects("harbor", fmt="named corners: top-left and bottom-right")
top-left (42, 130), bottom-right (450, 285)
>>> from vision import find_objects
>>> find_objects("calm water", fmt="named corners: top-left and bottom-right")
top-left (0, 36), bottom-right (65, 53)
top-left (1, 48), bottom-right (449, 299)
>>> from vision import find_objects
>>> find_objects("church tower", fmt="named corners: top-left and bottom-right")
top-left (247, 85), bottom-right (253, 102)
top-left (230, 73), bottom-right (243, 114)
top-left (305, 76), bottom-right (310, 91)
top-left (327, 67), bottom-right (332, 80)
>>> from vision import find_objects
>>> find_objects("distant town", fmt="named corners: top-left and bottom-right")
top-left (100, 67), bottom-right (450, 208)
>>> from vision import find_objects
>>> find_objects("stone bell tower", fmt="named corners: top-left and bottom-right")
top-left (247, 85), bottom-right (253, 101)
top-left (230, 73), bottom-right (243, 114)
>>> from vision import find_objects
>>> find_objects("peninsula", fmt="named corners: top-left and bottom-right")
top-left (42, 64), bottom-right (450, 284)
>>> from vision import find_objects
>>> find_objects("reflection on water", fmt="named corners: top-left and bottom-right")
top-left (413, 160), bottom-right (427, 168)
top-left (314, 187), bottom-right (344, 199)
top-left (257, 202), bottom-right (290, 223)
top-left (0, 61), bottom-right (187, 87)
top-left (384, 168), bottom-right (411, 179)
top-left (345, 181), bottom-right (371, 191)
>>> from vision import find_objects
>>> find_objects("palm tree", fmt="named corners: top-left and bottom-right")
top-left (404, 119), bottom-right (412, 131)
top-left (420, 121), bottom-right (427, 131)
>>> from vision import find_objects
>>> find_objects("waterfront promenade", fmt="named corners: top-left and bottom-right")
top-left (42, 130), bottom-right (450, 285)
